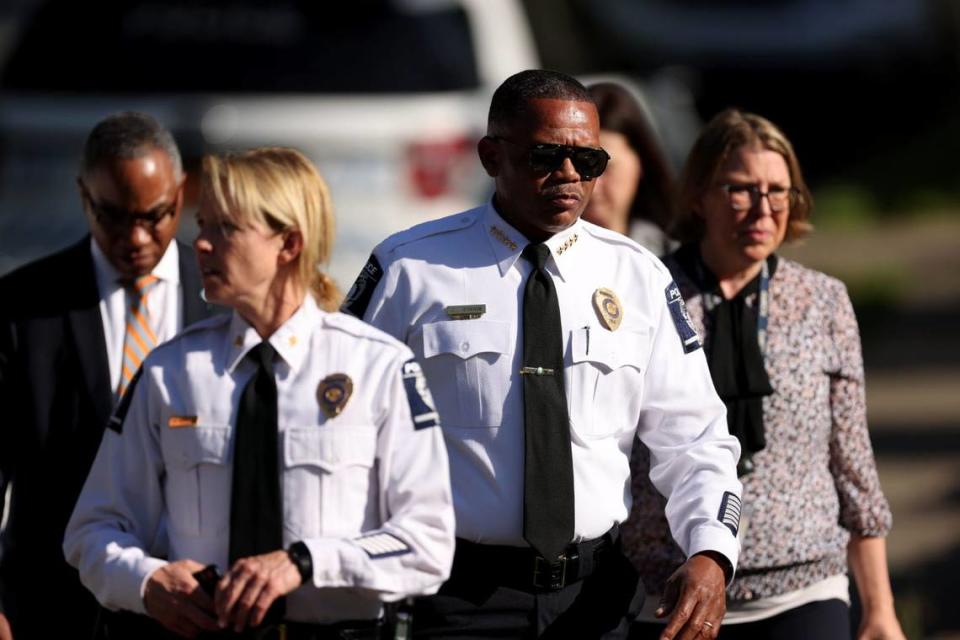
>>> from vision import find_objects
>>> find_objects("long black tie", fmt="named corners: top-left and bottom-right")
top-left (521, 243), bottom-right (575, 561)
top-left (229, 342), bottom-right (284, 565)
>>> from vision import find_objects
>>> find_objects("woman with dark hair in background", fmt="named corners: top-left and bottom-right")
top-left (581, 82), bottom-right (676, 255)
top-left (624, 109), bottom-right (905, 639)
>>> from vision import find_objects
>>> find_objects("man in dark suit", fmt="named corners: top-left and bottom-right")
top-left (0, 112), bottom-right (213, 639)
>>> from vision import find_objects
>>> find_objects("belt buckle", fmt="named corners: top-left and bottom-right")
top-left (532, 553), bottom-right (567, 590)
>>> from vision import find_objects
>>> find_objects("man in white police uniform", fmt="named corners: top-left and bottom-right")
top-left (341, 70), bottom-right (742, 639)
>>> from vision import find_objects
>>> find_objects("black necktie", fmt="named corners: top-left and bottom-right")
top-left (521, 243), bottom-right (575, 561)
top-left (229, 342), bottom-right (284, 564)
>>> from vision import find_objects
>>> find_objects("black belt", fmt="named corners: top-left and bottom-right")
top-left (202, 619), bottom-right (384, 640)
top-left (101, 608), bottom-right (383, 640)
top-left (452, 524), bottom-right (620, 592)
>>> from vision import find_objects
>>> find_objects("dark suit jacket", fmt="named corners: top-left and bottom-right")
top-left (0, 238), bottom-right (213, 638)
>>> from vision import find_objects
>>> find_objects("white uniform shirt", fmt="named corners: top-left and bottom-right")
top-left (342, 203), bottom-right (742, 570)
top-left (90, 238), bottom-right (183, 396)
top-left (64, 295), bottom-right (455, 623)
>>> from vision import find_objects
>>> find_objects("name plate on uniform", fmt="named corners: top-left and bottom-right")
top-left (444, 304), bottom-right (486, 320)
top-left (168, 415), bottom-right (198, 428)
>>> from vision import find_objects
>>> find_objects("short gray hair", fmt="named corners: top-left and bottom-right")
top-left (80, 111), bottom-right (182, 180)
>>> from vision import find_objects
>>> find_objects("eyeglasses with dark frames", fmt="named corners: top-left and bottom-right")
top-left (719, 183), bottom-right (799, 213)
top-left (81, 186), bottom-right (178, 233)
top-left (488, 136), bottom-right (610, 181)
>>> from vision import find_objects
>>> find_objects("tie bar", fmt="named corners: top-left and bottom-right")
top-left (520, 366), bottom-right (555, 376)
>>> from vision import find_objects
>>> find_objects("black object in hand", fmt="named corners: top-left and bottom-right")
top-left (192, 564), bottom-right (222, 596)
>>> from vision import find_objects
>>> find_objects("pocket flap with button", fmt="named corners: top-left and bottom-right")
top-left (570, 327), bottom-right (652, 372)
top-left (284, 427), bottom-right (377, 472)
top-left (162, 426), bottom-right (231, 469)
top-left (421, 320), bottom-right (510, 360)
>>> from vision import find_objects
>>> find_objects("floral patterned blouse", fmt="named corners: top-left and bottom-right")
top-left (622, 255), bottom-right (892, 601)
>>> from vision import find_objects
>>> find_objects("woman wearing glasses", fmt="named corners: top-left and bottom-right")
top-left (624, 110), bottom-right (905, 639)
top-left (65, 147), bottom-right (454, 639)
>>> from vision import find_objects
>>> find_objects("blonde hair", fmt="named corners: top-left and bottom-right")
top-left (672, 108), bottom-right (814, 244)
top-left (201, 147), bottom-right (341, 310)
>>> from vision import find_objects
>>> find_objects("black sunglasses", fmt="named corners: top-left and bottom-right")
top-left (489, 136), bottom-right (610, 180)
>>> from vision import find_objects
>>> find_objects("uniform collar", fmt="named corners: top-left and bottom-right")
top-left (541, 219), bottom-right (582, 282)
top-left (481, 202), bottom-right (583, 282)
top-left (224, 294), bottom-right (319, 374)
top-left (482, 202), bottom-right (524, 277)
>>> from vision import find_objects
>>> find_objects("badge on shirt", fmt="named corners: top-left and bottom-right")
top-left (665, 281), bottom-right (702, 354)
top-left (317, 373), bottom-right (354, 418)
top-left (445, 304), bottom-right (486, 320)
top-left (401, 359), bottom-right (439, 430)
top-left (341, 253), bottom-right (383, 319)
top-left (592, 287), bottom-right (623, 331)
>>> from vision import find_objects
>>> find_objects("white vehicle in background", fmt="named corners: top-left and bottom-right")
top-left (0, 0), bottom-right (538, 287)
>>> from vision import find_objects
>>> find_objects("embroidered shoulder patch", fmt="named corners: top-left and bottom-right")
top-left (341, 253), bottom-right (383, 318)
top-left (354, 532), bottom-right (412, 558)
top-left (664, 281), bottom-right (701, 354)
top-left (401, 359), bottom-right (440, 430)
top-left (108, 367), bottom-right (143, 434)
top-left (718, 491), bottom-right (742, 537)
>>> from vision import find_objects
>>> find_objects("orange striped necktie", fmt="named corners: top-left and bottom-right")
top-left (118, 274), bottom-right (161, 397)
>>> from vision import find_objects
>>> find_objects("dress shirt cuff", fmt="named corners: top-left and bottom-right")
top-left (687, 523), bottom-right (739, 586)
top-left (134, 558), bottom-right (170, 614)
top-left (302, 538), bottom-right (354, 589)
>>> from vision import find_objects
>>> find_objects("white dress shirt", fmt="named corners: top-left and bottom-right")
top-left (64, 295), bottom-right (455, 622)
top-left (343, 202), bottom-right (742, 571)
top-left (90, 238), bottom-right (182, 395)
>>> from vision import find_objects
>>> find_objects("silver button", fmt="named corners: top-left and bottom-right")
top-left (460, 341), bottom-right (470, 352)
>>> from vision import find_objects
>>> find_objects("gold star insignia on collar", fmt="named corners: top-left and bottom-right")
top-left (556, 233), bottom-right (579, 255)
top-left (490, 225), bottom-right (518, 251)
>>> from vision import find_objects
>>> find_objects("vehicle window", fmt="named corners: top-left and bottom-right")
top-left (1, 0), bottom-right (479, 93)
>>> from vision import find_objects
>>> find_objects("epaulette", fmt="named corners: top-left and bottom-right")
top-left (179, 311), bottom-right (231, 337)
top-left (143, 312), bottom-right (230, 364)
top-left (580, 220), bottom-right (669, 277)
top-left (322, 312), bottom-right (408, 350)
top-left (343, 207), bottom-right (482, 319)
top-left (376, 208), bottom-right (481, 257)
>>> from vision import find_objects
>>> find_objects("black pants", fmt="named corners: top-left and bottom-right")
top-left (413, 540), bottom-right (644, 639)
top-left (629, 599), bottom-right (851, 640)
top-left (99, 611), bottom-right (383, 640)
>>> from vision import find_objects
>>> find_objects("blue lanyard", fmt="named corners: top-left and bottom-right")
top-left (756, 259), bottom-right (770, 355)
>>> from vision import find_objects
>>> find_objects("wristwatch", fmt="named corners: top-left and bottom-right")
top-left (287, 541), bottom-right (313, 585)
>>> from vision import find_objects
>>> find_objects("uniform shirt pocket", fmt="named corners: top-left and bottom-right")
top-left (568, 327), bottom-right (652, 439)
top-left (161, 425), bottom-right (232, 538)
top-left (283, 426), bottom-right (377, 538)
top-left (419, 319), bottom-right (511, 427)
